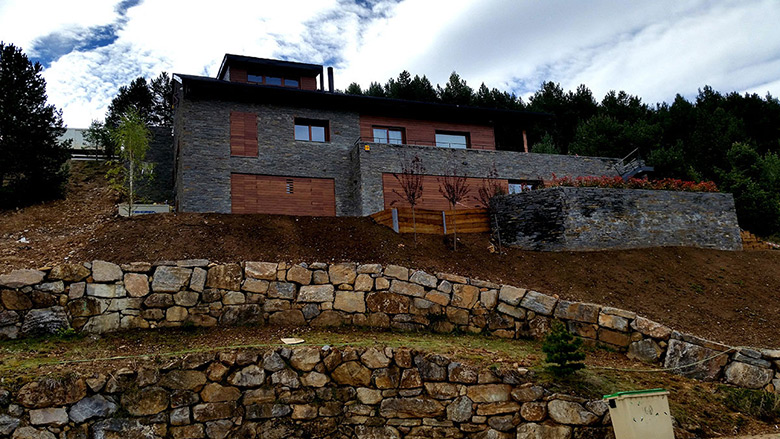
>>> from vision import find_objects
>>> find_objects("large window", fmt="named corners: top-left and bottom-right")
top-left (247, 74), bottom-right (299, 88)
top-left (372, 127), bottom-right (404, 144)
top-left (294, 118), bottom-right (329, 142)
top-left (435, 131), bottom-right (469, 149)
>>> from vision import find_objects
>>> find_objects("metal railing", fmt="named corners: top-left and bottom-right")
top-left (614, 148), bottom-right (653, 179)
top-left (353, 137), bottom-right (496, 150)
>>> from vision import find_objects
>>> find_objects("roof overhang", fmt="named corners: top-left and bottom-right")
top-left (175, 73), bottom-right (550, 126)
top-left (216, 54), bottom-right (323, 80)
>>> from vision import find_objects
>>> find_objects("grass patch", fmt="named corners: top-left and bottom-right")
top-left (720, 386), bottom-right (780, 422)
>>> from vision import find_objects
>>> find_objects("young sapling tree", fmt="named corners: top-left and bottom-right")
top-left (438, 168), bottom-right (471, 250)
top-left (392, 154), bottom-right (425, 243)
top-left (108, 109), bottom-right (153, 216)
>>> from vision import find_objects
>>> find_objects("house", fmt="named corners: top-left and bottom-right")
top-left (172, 54), bottom-right (623, 216)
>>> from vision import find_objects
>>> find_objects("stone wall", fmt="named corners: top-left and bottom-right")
top-left (0, 345), bottom-right (612, 439)
top-left (353, 143), bottom-right (620, 216)
top-left (491, 187), bottom-right (743, 251)
top-left (0, 261), bottom-right (776, 393)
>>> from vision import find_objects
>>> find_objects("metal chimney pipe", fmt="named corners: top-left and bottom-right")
top-left (327, 67), bottom-right (334, 92)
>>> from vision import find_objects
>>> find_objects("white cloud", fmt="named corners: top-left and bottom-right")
top-left (0, 0), bottom-right (123, 54)
top-left (3, 0), bottom-right (779, 126)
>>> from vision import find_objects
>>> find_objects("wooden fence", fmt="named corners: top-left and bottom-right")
top-left (371, 207), bottom-right (491, 234)
top-left (740, 230), bottom-right (779, 250)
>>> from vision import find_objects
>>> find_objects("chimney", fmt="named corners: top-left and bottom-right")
top-left (320, 68), bottom-right (324, 91)
top-left (327, 67), bottom-right (334, 93)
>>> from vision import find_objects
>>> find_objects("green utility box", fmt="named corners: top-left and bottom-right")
top-left (603, 389), bottom-right (674, 439)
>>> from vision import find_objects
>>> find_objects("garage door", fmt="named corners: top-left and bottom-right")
top-left (231, 174), bottom-right (336, 216)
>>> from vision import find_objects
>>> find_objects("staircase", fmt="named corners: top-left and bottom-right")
top-left (615, 148), bottom-right (654, 180)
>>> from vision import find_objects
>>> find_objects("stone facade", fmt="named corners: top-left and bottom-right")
top-left (353, 143), bottom-right (620, 216)
top-left (0, 261), bottom-right (777, 394)
top-left (0, 346), bottom-right (613, 439)
top-left (174, 99), bottom-right (360, 215)
top-left (173, 91), bottom-right (620, 215)
top-left (139, 127), bottom-right (175, 204)
top-left (491, 187), bottom-right (743, 251)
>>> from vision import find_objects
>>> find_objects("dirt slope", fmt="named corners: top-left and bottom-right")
top-left (0, 162), bottom-right (778, 348)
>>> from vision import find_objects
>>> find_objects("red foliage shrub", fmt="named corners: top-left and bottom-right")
top-left (545, 175), bottom-right (718, 192)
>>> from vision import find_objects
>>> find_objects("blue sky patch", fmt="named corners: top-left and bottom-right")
top-left (30, 24), bottom-right (120, 68)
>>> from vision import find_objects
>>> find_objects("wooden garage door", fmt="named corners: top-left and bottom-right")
top-left (382, 173), bottom-right (508, 211)
top-left (231, 174), bottom-right (336, 216)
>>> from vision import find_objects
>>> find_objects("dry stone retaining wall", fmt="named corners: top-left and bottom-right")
top-left (0, 261), bottom-right (777, 393)
top-left (491, 187), bottom-right (743, 251)
top-left (0, 346), bottom-right (613, 438)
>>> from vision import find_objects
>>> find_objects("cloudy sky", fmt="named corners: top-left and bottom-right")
top-left (2, 0), bottom-right (779, 127)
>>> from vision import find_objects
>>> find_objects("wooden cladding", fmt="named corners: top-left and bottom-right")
top-left (360, 115), bottom-right (496, 150)
top-left (228, 67), bottom-right (248, 83)
top-left (372, 207), bottom-right (490, 234)
top-left (301, 76), bottom-right (317, 91)
top-left (381, 173), bottom-right (508, 211)
top-left (230, 111), bottom-right (258, 157)
top-left (231, 174), bottom-right (336, 216)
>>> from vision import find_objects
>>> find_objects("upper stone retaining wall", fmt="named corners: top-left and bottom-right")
top-left (0, 346), bottom-right (612, 438)
top-left (0, 261), bottom-right (777, 393)
top-left (491, 187), bottom-right (743, 251)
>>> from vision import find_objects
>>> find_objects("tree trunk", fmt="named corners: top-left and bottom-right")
top-left (129, 154), bottom-right (135, 217)
top-left (451, 204), bottom-right (458, 250)
top-left (412, 205), bottom-right (417, 245)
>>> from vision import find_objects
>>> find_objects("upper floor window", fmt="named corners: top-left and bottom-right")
top-left (247, 74), bottom-right (300, 88)
top-left (294, 118), bottom-right (329, 142)
top-left (435, 131), bottom-right (469, 149)
top-left (373, 127), bottom-right (404, 145)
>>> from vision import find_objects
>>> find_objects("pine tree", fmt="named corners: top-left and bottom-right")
top-left (542, 320), bottom-right (585, 377)
top-left (345, 82), bottom-right (363, 95)
top-left (0, 42), bottom-right (70, 207)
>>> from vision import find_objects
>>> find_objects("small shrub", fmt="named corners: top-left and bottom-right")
top-left (542, 320), bottom-right (585, 377)
top-left (545, 174), bottom-right (718, 192)
top-left (55, 327), bottom-right (80, 340)
top-left (720, 386), bottom-right (780, 422)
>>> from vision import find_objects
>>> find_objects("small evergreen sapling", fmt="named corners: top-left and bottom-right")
top-left (542, 320), bottom-right (585, 377)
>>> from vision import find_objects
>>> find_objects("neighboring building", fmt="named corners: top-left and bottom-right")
top-left (60, 128), bottom-right (99, 160)
top-left (172, 54), bottom-right (624, 216)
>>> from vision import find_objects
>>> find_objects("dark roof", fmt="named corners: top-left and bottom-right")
top-left (217, 54), bottom-right (323, 80)
top-left (174, 73), bottom-right (549, 125)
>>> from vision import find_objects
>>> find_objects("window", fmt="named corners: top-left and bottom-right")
top-left (508, 180), bottom-right (538, 194)
top-left (435, 131), bottom-right (469, 149)
top-left (247, 74), bottom-right (300, 88)
top-left (372, 127), bottom-right (404, 144)
top-left (294, 118), bottom-right (329, 142)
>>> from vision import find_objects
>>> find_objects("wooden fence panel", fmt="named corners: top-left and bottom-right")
top-left (371, 208), bottom-right (490, 234)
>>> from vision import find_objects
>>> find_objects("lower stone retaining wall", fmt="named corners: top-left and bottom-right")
top-left (490, 187), bottom-right (743, 251)
top-left (0, 346), bottom-right (612, 438)
top-left (0, 261), bottom-right (777, 394)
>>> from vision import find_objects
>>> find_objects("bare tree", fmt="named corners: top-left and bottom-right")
top-left (474, 163), bottom-right (505, 208)
top-left (392, 155), bottom-right (425, 243)
top-left (438, 168), bottom-right (471, 250)
top-left (473, 164), bottom-right (506, 253)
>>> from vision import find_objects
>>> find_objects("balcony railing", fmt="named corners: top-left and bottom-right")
top-left (353, 137), bottom-right (496, 150)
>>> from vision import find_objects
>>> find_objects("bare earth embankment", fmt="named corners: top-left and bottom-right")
top-left (0, 162), bottom-right (778, 348)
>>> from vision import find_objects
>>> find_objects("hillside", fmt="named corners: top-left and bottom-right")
top-left (1, 162), bottom-right (779, 348)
